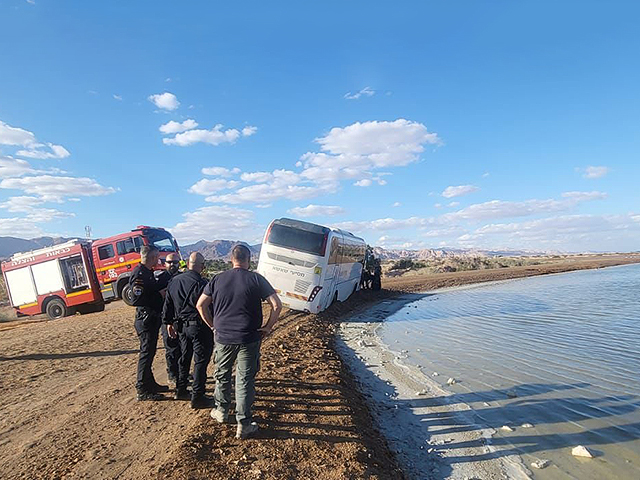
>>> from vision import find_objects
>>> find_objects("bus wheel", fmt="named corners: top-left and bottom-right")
top-left (46, 298), bottom-right (67, 320)
top-left (121, 283), bottom-right (134, 306)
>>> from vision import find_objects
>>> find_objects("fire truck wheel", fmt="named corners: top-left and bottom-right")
top-left (121, 283), bottom-right (134, 306)
top-left (45, 298), bottom-right (68, 320)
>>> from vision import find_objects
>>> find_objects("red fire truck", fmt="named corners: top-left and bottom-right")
top-left (1, 226), bottom-right (180, 320)
top-left (92, 226), bottom-right (179, 305)
top-left (1, 240), bottom-right (105, 320)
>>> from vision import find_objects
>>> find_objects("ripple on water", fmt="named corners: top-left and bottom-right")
top-left (379, 264), bottom-right (640, 480)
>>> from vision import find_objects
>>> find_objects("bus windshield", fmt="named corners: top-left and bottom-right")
top-left (267, 224), bottom-right (327, 256)
top-left (145, 229), bottom-right (178, 252)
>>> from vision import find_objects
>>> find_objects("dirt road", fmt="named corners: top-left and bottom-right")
top-left (1, 254), bottom-right (638, 479)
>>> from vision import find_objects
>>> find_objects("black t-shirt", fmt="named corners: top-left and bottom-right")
top-left (203, 268), bottom-right (275, 344)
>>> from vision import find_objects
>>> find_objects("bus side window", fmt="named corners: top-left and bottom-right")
top-left (98, 244), bottom-right (115, 260)
top-left (329, 238), bottom-right (339, 264)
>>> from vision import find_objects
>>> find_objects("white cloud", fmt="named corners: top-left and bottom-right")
top-left (447, 201), bottom-right (460, 207)
top-left (240, 171), bottom-right (274, 183)
top-left (163, 124), bottom-right (257, 146)
top-left (242, 126), bottom-right (258, 137)
top-left (207, 183), bottom-right (328, 205)
top-left (159, 119), bottom-right (198, 134)
top-left (482, 172), bottom-right (490, 178)
top-left (334, 216), bottom-right (432, 233)
top-left (583, 166), bottom-right (610, 179)
top-left (0, 156), bottom-right (34, 178)
top-left (392, 202), bottom-right (402, 207)
top-left (442, 192), bottom-right (606, 223)
top-left (0, 120), bottom-right (70, 159)
top-left (287, 204), bottom-right (345, 218)
top-left (148, 92), bottom-right (180, 111)
top-left (344, 86), bottom-right (375, 100)
top-left (113, 94), bottom-right (123, 101)
top-left (171, 205), bottom-right (258, 244)
top-left (0, 195), bottom-right (44, 213)
top-left (188, 178), bottom-right (240, 196)
top-left (0, 120), bottom-right (37, 147)
top-left (0, 208), bottom-right (75, 237)
top-left (354, 179), bottom-right (372, 187)
top-left (16, 143), bottom-right (70, 159)
top-left (202, 166), bottom-right (241, 177)
top-left (463, 213), bottom-right (640, 252)
top-left (299, 119), bottom-right (441, 186)
top-left (442, 184), bottom-right (479, 198)
top-left (561, 191), bottom-right (608, 201)
top-left (0, 175), bottom-right (116, 202)
top-left (332, 191), bottom-right (608, 239)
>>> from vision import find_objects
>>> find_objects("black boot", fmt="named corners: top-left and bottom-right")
top-left (190, 394), bottom-right (215, 409)
top-left (175, 387), bottom-right (190, 400)
top-left (137, 390), bottom-right (163, 401)
top-left (149, 381), bottom-right (169, 393)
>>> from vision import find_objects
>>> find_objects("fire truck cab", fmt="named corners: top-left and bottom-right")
top-left (91, 225), bottom-right (179, 305)
top-left (1, 240), bottom-right (104, 320)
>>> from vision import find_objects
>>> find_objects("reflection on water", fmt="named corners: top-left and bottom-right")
top-left (379, 264), bottom-right (640, 479)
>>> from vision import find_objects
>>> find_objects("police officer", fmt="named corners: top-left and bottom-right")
top-left (157, 252), bottom-right (182, 385)
top-left (162, 252), bottom-right (214, 409)
top-left (130, 245), bottom-right (169, 401)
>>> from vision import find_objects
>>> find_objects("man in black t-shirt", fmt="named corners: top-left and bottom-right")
top-left (196, 244), bottom-right (282, 439)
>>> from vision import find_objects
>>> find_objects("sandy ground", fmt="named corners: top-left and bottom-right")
top-left (0, 253), bottom-right (638, 479)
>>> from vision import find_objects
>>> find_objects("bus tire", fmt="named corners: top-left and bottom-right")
top-left (120, 283), bottom-right (134, 306)
top-left (45, 298), bottom-right (67, 320)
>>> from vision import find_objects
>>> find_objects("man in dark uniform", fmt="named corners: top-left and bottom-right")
top-left (130, 245), bottom-right (169, 401)
top-left (162, 252), bottom-right (213, 409)
top-left (157, 252), bottom-right (182, 385)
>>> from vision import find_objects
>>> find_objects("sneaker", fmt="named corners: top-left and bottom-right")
top-left (236, 421), bottom-right (259, 439)
top-left (136, 391), bottom-right (163, 401)
top-left (210, 408), bottom-right (229, 423)
top-left (190, 395), bottom-right (215, 409)
top-left (174, 387), bottom-right (190, 401)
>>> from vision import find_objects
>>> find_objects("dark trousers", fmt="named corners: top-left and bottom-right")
top-left (161, 324), bottom-right (181, 381)
top-left (134, 308), bottom-right (161, 393)
top-left (179, 322), bottom-right (213, 397)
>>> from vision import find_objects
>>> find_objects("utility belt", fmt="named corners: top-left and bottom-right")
top-left (182, 319), bottom-right (202, 327)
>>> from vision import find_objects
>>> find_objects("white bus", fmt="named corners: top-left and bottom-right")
top-left (257, 218), bottom-right (367, 314)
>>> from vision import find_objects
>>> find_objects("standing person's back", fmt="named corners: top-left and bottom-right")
top-left (197, 244), bottom-right (282, 439)
top-left (207, 268), bottom-right (275, 345)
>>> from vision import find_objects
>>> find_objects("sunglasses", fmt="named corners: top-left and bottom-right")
top-left (165, 260), bottom-right (179, 265)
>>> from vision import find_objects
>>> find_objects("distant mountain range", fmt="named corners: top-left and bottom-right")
top-left (0, 236), bottom-right (75, 259)
top-left (0, 235), bottom-right (564, 262)
top-left (180, 240), bottom-right (262, 260)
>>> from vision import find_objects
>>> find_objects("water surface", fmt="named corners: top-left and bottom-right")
top-left (378, 264), bottom-right (640, 479)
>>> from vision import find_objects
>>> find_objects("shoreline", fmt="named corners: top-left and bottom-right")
top-left (0, 255), bottom-right (638, 478)
top-left (336, 296), bottom-right (530, 480)
top-left (335, 258), bottom-right (640, 480)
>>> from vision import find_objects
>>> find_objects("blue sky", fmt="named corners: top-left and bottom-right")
top-left (1, 1), bottom-right (639, 252)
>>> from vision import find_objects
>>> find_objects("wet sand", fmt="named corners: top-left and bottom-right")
top-left (0, 253), bottom-right (638, 479)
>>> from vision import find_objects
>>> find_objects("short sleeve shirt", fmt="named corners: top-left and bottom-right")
top-left (203, 268), bottom-right (276, 344)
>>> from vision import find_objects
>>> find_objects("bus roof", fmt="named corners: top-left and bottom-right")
top-left (273, 218), bottom-right (364, 243)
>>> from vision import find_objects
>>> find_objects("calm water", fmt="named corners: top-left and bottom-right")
top-left (378, 264), bottom-right (640, 479)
